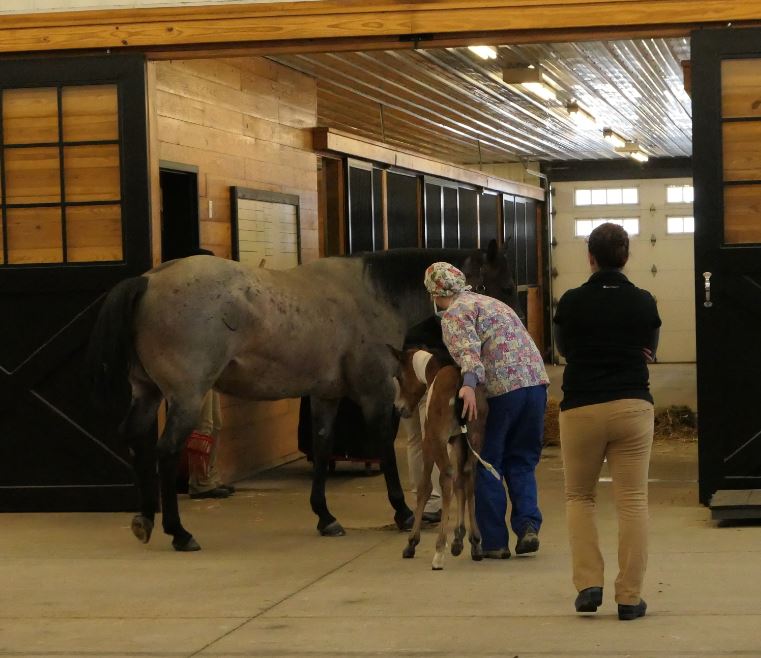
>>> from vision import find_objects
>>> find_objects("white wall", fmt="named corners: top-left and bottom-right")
top-left (550, 177), bottom-right (695, 363)
top-left (0, 0), bottom-right (311, 13)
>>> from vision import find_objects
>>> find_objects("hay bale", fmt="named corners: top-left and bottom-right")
top-left (654, 405), bottom-right (697, 442)
top-left (543, 397), bottom-right (561, 446)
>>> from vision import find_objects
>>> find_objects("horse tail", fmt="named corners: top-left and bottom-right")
top-left (86, 275), bottom-right (149, 411)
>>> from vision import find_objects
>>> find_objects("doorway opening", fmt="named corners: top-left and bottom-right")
top-left (160, 163), bottom-right (200, 262)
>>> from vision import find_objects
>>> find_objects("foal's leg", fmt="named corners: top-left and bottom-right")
top-left (403, 438), bottom-right (435, 559)
top-left (450, 437), bottom-right (468, 557)
top-left (120, 381), bottom-right (162, 545)
top-left (432, 440), bottom-right (454, 570)
top-left (465, 450), bottom-right (484, 561)
top-left (309, 397), bottom-right (343, 536)
top-left (157, 395), bottom-right (204, 551)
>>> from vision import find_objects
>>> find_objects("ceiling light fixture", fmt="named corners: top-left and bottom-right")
top-left (602, 127), bottom-right (627, 148)
top-left (629, 150), bottom-right (649, 163)
top-left (614, 140), bottom-right (649, 163)
top-left (468, 45), bottom-right (498, 60)
top-left (567, 102), bottom-right (597, 129)
top-left (502, 65), bottom-right (558, 102)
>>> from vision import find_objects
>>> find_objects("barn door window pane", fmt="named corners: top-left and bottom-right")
top-left (424, 182), bottom-right (443, 248)
top-left (387, 171), bottom-right (419, 249)
top-left (347, 164), bottom-right (374, 253)
top-left (6, 207), bottom-right (63, 264)
top-left (0, 84), bottom-right (124, 265)
top-left (2, 88), bottom-right (58, 144)
top-left (3, 147), bottom-right (61, 204)
top-left (443, 187), bottom-right (459, 248)
top-left (458, 187), bottom-right (478, 248)
top-left (479, 191), bottom-right (498, 247)
top-left (62, 84), bottom-right (118, 142)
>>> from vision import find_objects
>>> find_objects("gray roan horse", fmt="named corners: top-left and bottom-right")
top-left (87, 243), bottom-right (520, 551)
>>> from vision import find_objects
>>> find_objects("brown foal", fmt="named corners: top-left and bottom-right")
top-left (391, 347), bottom-right (488, 570)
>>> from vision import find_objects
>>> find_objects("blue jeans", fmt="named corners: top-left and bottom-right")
top-left (475, 385), bottom-right (546, 550)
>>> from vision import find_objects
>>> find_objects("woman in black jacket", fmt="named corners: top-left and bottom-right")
top-left (554, 222), bottom-right (661, 621)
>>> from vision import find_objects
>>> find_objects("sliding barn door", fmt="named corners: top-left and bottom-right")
top-left (0, 55), bottom-right (152, 511)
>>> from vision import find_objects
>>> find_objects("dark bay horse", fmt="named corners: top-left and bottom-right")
top-left (87, 246), bottom-right (518, 551)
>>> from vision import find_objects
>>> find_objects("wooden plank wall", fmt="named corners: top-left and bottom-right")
top-left (150, 55), bottom-right (318, 481)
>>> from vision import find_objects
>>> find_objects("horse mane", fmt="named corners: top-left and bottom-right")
top-left (360, 248), bottom-right (473, 305)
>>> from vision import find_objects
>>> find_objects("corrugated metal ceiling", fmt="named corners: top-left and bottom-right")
top-left (272, 37), bottom-right (691, 164)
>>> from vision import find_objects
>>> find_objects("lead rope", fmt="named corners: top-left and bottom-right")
top-left (461, 425), bottom-right (501, 481)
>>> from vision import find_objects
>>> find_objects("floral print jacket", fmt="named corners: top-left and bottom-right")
top-left (441, 291), bottom-right (549, 398)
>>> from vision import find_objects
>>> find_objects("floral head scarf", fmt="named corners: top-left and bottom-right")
top-left (423, 262), bottom-right (471, 297)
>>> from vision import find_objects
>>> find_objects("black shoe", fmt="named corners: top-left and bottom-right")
top-left (189, 487), bottom-right (230, 499)
top-left (219, 484), bottom-right (236, 494)
top-left (482, 547), bottom-right (511, 559)
top-left (618, 599), bottom-right (647, 621)
top-left (575, 587), bottom-right (603, 613)
top-left (422, 510), bottom-right (442, 524)
top-left (515, 524), bottom-right (540, 555)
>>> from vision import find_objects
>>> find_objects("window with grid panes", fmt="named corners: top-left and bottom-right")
top-left (0, 84), bottom-right (123, 265)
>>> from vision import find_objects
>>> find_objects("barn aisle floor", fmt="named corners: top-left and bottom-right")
top-left (3, 431), bottom-right (761, 657)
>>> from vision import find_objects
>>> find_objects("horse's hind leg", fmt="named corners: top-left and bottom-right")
top-left (450, 437), bottom-right (467, 557)
top-left (309, 397), bottom-right (343, 536)
top-left (403, 440), bottom-right (434, 559)
top-left (157, 396), bottom-right (204, 551)
top-left (465, 451), bottom-right (483, 561)
top-left (432, 441), bottom-right (454, 570)
top-left (121, 380), bottom-right (162, 545)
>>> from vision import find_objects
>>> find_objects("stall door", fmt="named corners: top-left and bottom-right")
top-left (0, 55), bottom-right (152, 511)
top-left (693, 29), bottom-right (761, 510)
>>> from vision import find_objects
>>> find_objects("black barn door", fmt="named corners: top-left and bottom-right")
top-left (693, 29), bottom-right (761, 508)
top-left (0, 55), bottom-right (152, 511)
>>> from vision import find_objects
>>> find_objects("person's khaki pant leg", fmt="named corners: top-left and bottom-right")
top-left (560, 406), bottom-right (608, 592)
top-left (402, 391), bottom-right (441, 514)
top-left (606, 400), bottom-right (654, 605)
top-left (189, 390), bottom-right (223, 494)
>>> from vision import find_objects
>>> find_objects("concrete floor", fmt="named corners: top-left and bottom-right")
top-left (3, 432), bottom-right (761, 657)
top-left (0, 364), bottom-right (714, 658)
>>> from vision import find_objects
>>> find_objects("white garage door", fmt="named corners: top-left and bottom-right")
top-left (551, 177), bottom-right (695, 363)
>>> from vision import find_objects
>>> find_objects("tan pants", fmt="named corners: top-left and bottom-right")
top-left (188, 390), bottom-right (223, 494)
top-left (400, 391), bottom-right (441, 514)
top-left (560, 399), bottom-right (654, 605)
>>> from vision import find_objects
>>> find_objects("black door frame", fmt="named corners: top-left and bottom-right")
top-left (0, 54), bottom-right (152, 511)
top-left (693, 27), bottom-right (761, 504)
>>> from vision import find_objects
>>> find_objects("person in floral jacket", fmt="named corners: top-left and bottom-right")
top-left (423, 261), bottom-right (549, 558)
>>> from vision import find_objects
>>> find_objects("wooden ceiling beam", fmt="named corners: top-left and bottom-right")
top-left (2, 1), bottom-right (761, 56)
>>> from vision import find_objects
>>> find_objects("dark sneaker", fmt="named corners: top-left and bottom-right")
top-left (482, 547), bottom-right (511, 559)
top-left (575, 587), bottom-right (603, 613)
top-left (190, 487), bottom-right (230, 499)
top-left (618, 599), bottom-right (647, 621)
top-left (422, 510), bottom-right (442, 524)
top-left (515, 525), bottom-right (540, 555)
top-left (219, 484), bottom-right (236, 494)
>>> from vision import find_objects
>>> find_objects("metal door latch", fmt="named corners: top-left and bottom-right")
top-left (703, 272), bottom-right (713, 308)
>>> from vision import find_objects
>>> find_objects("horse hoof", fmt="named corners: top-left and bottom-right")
top-left (471, 544), bottom-right (484, 562)
top-left (402, 545), bottom-right (416, 559)
top-left (432, 553), bottom-right (445, 570)
top-left (319, 521), bottom-right (346, 537)
top-left (172, 536), bottom-right (201, 552)
top-left (395, 511), bottom-right (415, 531)
top-left (130, 515), bottom-right (153, 544)
top-left (451, 539), bottom-right (464, 557)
